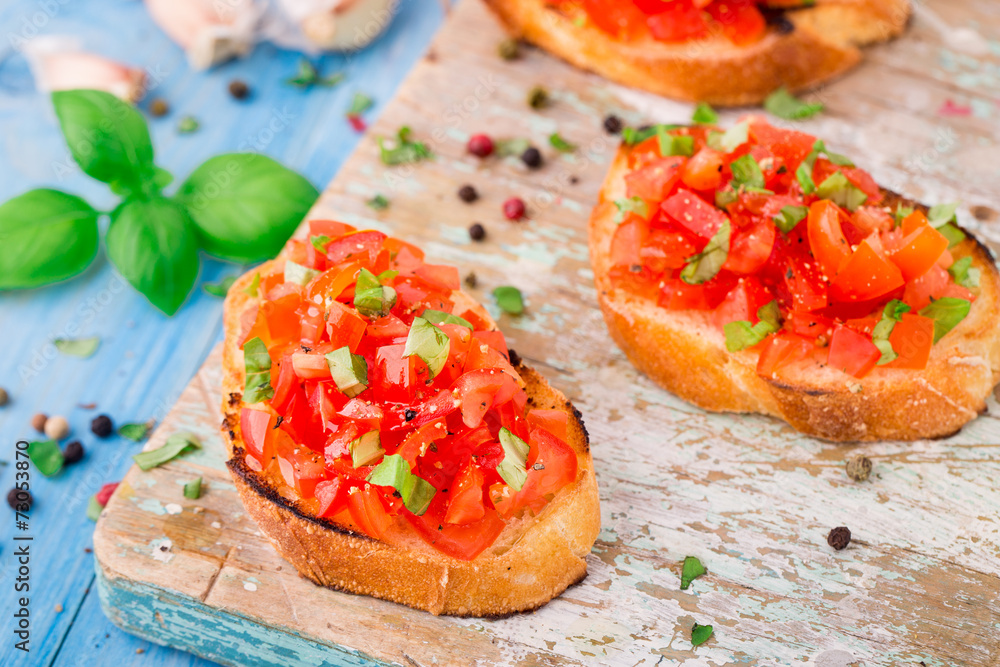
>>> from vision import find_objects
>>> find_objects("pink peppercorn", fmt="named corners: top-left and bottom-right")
top-left (503, 197), bottom-right (526, 220)
top-left (467, 134), bottom-right (494, 158)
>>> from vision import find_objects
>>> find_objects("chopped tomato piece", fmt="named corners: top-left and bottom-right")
top-left (662, 189), bottom-right (728, 239)
top-left (444, 463), bottom-right (486, 525)
top-left (610, 214), bottom-right (649, 267)
top-left (889, 223), bottom-right (949, 281)
top-left (453, 369), bottom-right (520, 428)
top-left (807, 200), bottom-right (852, 279)
top-left (829, 237), bottom-right (905, 303)
top-left (240, 408), bottom-right (275, 460)
top-left (680, 149), bottom-right (725, 192)
top-left (626, 156), bottom-right (685, 201)
top-left (756, 333), bottom-right (812, 378)
top-left (326, 301), bottom-right (367, 352)
top-left (646, 0), bottom-right (709, 42)
top-left (706, 0), bottom-right (766, 46)
top-left (724, 219), bottom-right (776, 275)
top-left (886, 314), bottom-right (935, 370)
top-left (827, 326), bottom-right (880, 378)
top-left (407, 501), bottom-right (506, 561)
top-left (526, 409), bottom-right (569, 442)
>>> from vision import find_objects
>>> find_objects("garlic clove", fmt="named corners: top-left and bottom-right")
top-left (24, 36), bottom-right (146, 102)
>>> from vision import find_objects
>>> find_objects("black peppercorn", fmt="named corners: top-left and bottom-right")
top-left (63, 440), bottom-right (85, 465)
top-left (468, 223), bottom-right (486, 241)
top-left (458, 184), bottom-right (479, 203)
top-left (404, 409), bottom-right (417, 422)
top-left (464, 272), bottom-right (477, 288)
top-left (508, 348), bottom-right (522, 366)
top-left (7, 488), bottom-right (31, 510)
top-left (603, 114), bottom-right (623, 135)
top-left (149, 98), bottom-right (169, 117)
top-left (521, 147), bottom-right (543, 169)
top-left (228, 80), bottom-right (250, 100)
top-left (91, 414), bottom-right (113, 438)
top-left (827, 526), bottom-right (851, 550)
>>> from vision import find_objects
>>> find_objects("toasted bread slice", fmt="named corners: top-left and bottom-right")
top-left (590, 149), bottom-right (1000, 441)
top-left (221, 258), bottom-right (601, 616)
top-left (482, 0), bottom-right (910, 106)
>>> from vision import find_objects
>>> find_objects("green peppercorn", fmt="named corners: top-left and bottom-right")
top-left (527, 86), bottom-right (549, 110)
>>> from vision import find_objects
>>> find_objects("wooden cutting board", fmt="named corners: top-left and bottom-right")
top-left (93, 1), bottom-right (1000, 665)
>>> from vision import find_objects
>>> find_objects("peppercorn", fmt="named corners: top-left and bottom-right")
top-left (845, 455), bottom-right (872, 482)
top-left (467, 134), bottom-right (494, 158)
top-left (228, 79), bottom-right (250, 100)
top-left (31, 413), bottom-right (47, 433)
top-left (520, 147), bottom-right (543, 169)
top-left (468, 223), bottom-right (486, 241)
top-left (7, 488), bottom-right (31, 510)
top-left (63, 440), bottom-right (85, 465)
top-left (508, 348), bottom-right (522, 366)
top-left (178, 116), bottom-right (200, 134)
top-left (498, 38), bottom-right (520, 61)
top-left (0, 387), bottom-right (8, 406)
top-left (527, 85), bottom-right (549, 110)
top-left (827, 526), bottom-right (851, 551)
top-left (503, 197), bottom-right (526, 221)
top-left (404, 409), bottom-right (417, 422)
top-left (458, 184), bottom-right (479, 203)
top-left (44, 415), bottom-right (70, 441)
top-left (149, 98), bottom-right (169, 117)
top-left (464, 272), bottom-right (478, 288)
top-left (91, 414), bottom-right (114, 438)
top-left (603, 114), bottom-right (623, 135)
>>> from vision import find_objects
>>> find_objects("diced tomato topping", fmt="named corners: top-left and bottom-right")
top-left (827, 326), bottom-right (881, 378)
top-left (662, 189), bottom-right (728, 239)
top-left (829, 237), bottom-right (905, 303)
top-left (886, 314), bottom-right (935, 370)
top-left (626, 156), bottom-right (685, 201)
top-left (756, 332), bottom-right (812, 379)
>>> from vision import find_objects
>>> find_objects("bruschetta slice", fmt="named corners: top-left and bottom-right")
top-left (483, 0), bottom-right (911, 105)
top-left (590, 118), bottom-right (1000, 440)
top-left (221, 222), bottom-right (600, 616)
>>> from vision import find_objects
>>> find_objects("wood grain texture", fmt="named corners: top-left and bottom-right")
top-left (91, 1), bottom-right (1000, 665)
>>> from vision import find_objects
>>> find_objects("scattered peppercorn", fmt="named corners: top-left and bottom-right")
top-left (0, 387), bottom-right (9, 406)
top-left (464, 272), bottom-right (478, 288)
top-left (845, 454), bottom-right (872, 482)
top-left (7, 488), bottom-right (31, 510)
top-left (458, 184), bottom-right (479, 203)
top-left (31, 413), bottom-right (47, 433)
top-left (498, 38), bottom-right (521, 61)
top-left (228, 79), bottom-right (250, 100)
top-left (91, 414), bottom-right (114, 438)
top-left (527, 85), bottom-right (549, 109)
top-left (503, 197), bottom-right (526, 221)
top-left (569, 175), bottom-right (580, 185)
top-left (467, 134), bottom-right (494, 158)
top-left (63, 440), bottom-right (85, 465)
top-left (149, 98), bottom-right (169, 117)
top-left (603, 114), bottom-right (623, 135)
top-left (44, 415), bottom-right (70, 441)
top-left (520, 147), bottom-right (543, 169)
top-left (468, 223), bottom-right (486, 241)
top-left (404, 409), bottom-right (417, 422)
top-left (508, 348), bottom-right (522, 366)
top-left (827, 526), bottom-right (851, 551)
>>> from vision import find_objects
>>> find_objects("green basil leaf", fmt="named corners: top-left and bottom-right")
top-left (421, 309), bottom-right (473, 329)
top-left (872, 299), bottom-right (910, 364)
top-left (119, 421), bottom-right (153, 442)
top-left (493, 285), bottom-right (525, 315)
top-left (816, 172), bottom-right (867, 211)
top-left (764, 87), bottom-right (824, 120)
top-left (325, 346), bottom-right (369, 397)
top-left (133, 431), bottom-right (201, 471)
top-left (773, 205), bottom-right (809, 233)
top-left (707, 122), bottom-right (748, 154)
top-left (938, 223), bottom-right (966, 248)
top-left (723, 301), bottom-right (780, 352)
top-left (183, 477), bottom-right (203, 500)
top-left (52, 89), bottom-right (154, 191)
top-left (681, 221), bottom-right (730, 285)
top-left (0, 189), bottom-right (99, 289)
top-left (366, 194), bottom-right (390, 210)
top-left (243, 273), bottom-right (261, 297)
top-left (378, 126), bottom-right (432, 165)
top-left (497, 427), bottom-right (529, 491)
top-left (691, 623), bottom-right (714, 647)
top-left (549, 132), bottom-right (576, 153)
top-left (893, 205), bottom-right (915, 225)
top-left (495, 137), bottom-right (531, 157)
top-left (284, 260), bottom-right (319, 286)
top-left (347, 92), bottom-right (374, 116)
top-left (350, 431), bottom-right (384, 468)
top-left (402, 317), bottom-right (450, 379)
top-left (242, 337), bottom-right (274, 404)
top-left (680, 556), bottom-right (706, 590)
top-left (927, 202), bottom-right (959, 228)
top-left (621, 124), bottom-right (682, 146)
top-left (54, 336), bottom-right (101, 358)
top-left (948, 256), bottom-right (980, 289)
top-left (175, 153), bottom-right (319, 263)
top-left (715, 186), bottom-right (738, 209)
top-left (919, 297), bottom-right (971, 343)
top-left (367, 453), bottom-right (436, 516)
top-left (86, 494), bottom-right (103, 521)
top-left (203, 276), bottom-right (236, 297)
top-left (106, 197), bottom-right (199, 315)
top-left (729, 154), bottom-right (765, 190)
top-left (353, 267), bottom-right (396, 319)
top-left (614, 196), bottom-right (649, 223)
top-left (310, 235), bottom-right (331, 252)
top-left (657, 127), bottom-right (694, 157)
top-left (28, 440), bottom-right (63, 477)
top-left (691, 102), bottom-right (718, 125)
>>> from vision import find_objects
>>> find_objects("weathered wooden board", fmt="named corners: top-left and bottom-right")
top-left (95, 1), bottom-right (1000, 665)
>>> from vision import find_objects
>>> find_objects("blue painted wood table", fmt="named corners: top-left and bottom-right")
top-left (0, 1), bottom-right (449, 665)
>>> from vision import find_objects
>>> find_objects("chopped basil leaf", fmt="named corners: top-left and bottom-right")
top-left (729, 154), bottom-right (765, 190)
top-left (621, 124), bottom-right (682, 146)
top-left (927, 202), bottom-right (959, 228)
top-left (773, 205), bottom-right (809, 233)
top-left (815, 141), bottom-right (855, 167)
top-left (549, 132), bottom-right (576, 152)
top-left (325, 346), bottom-right (369, 397)
top-left (919, 297), bottom-right (971, 343)
top-left (493, 285), bottom-right (525, 315)
top-left (681, 221), bottom-right (730, 285)
top-left (495, 138), bottom-right (531, 157)
top-left (367, 453), bottom-right (436, 516)
top-left (614, 196), bottom-right (649, 223)
top-left (797, 140), bottom-right (855, 194)
top-left (657, 127), bottom-right (694, 157)
top-left (242, 273), bottom-right (261, 298)
top-left (353, 267), bottom-right (396, 319)
top-left (286, 59), bottom-right (343, 89)
top-left (724, 300), bottom-right (780, 352)
top-left (183, 476), bottom-right (202, 500)
top-left (203, 276), bottom-right (236, 297)
top-left (691, 623), bottom-right (714, 647)
top-left (403, 317), bottom-right (451, 378)
top-left (422, 308), bottom-right (473, 329)
top-left (133, 431), bottom-right (201, 471)
top-left (872, 299), bottom-right (911, 365)
top-left (86, 494), bottom-right (103, 521)
top-left (816, 172), bottom-right (867, 211)
top-left (350, 431), bottom-right (384, 468)
top-left (28, 440), bottom-right (63, 477)
top-left (691, 102), bottom-right (718, 125)
top-left (714, 186), bottom-right (738, 209)
top-left (894, 206), bottom-right (915, 225)
top-left (948, 256), bottom-right (980, 289)
top-left (377, 269), bottom-right (398, 282)
top-left (118, 421), bottom-right (153, 442)
top-left (242, 337), bottom-right (274, 404)
top-left (707, 122), bottom-right (748, 154)
top-left (54, 336), bottom-right (101, 358)
top-left (497, 427), bottom-right (529, 491)
top-left (764, 87), bottom-right (824, 120)
top-left (938, 223), bottom-right (966, 248)
top-left (378, 126), bottom-right (431, 165)
top-left (310, 234), bottom-right (330, 252)
top-left (284, 260), bottom-right (319, 286)
top-left (680, 556), bottom-right (707, 590)
top-left (367, 194), bottom-right (390, 210)
top-left (347, 92), bottom-right (374, 116)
